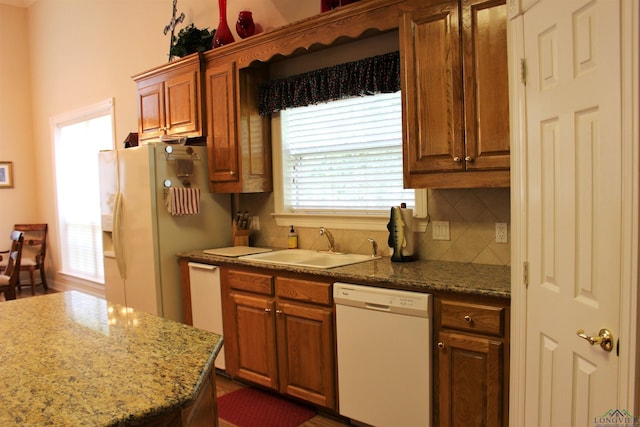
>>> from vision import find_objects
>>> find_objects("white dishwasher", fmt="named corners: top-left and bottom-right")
top-left (334, 282), bottom-right (431, 427)
top-left (188, 262), bottom-right (225, 370)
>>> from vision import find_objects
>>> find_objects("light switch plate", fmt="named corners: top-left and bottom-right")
top-left (496, 222), bottom-right (508, 243)
top-left (432, 221), bottom-right (450, 241)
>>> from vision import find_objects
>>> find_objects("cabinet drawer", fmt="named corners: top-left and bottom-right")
top-left (228, 270), bottom-right (274, 295)
top-left (439, 300), bottom-right (505, 336)
top-left (276, 277), bottom-right (332, 306)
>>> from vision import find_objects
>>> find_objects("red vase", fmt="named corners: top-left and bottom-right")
top-left (236, 11), bottom-right (255, 39)
top-left (212, 0), bottom-right (235, 48)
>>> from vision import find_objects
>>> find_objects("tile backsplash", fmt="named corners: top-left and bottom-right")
top-left (239, 188), bottom-right (510, 266)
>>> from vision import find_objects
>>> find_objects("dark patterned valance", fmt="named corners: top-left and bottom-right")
top-left (258, 51), bottom-right (400, 116)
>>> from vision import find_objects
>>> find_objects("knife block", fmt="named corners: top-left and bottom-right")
top-left (232, 220), bottom-right (251, 247)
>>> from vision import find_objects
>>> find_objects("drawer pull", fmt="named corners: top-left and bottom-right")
top-left (437, 342), bottom-right (445, 349)
top-left (464, 315), bottom-right (472, 323)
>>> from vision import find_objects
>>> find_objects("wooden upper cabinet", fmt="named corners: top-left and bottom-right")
top-left (205, 60), bottom-right (239, 186)
top-left (401, 0), bottom-right (510, 188)
top-left (400, 0), bottom-right (464, 175)
top-left (204, 57), bottom-right (272, 193)
top-left (462, 0), bottom-right (510, 172)
top-left (133, 53), bottom-right (204, 143)
top-left (165, 72), bottom-right (200, 135)
top-left (137, 82), bottom-right (165, 141)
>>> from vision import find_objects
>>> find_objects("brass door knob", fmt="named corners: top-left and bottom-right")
top-left (576, 328), bottom-right (613, 352)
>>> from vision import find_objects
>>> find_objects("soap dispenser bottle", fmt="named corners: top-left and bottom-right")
top-left (288, 225), bottom-right (298, 249)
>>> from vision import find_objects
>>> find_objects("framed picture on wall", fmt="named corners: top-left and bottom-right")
top-left (0, 162), bottom-right (14, 188)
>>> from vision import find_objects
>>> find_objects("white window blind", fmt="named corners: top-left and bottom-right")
top-left (281, 92), bottom-right (414, 214)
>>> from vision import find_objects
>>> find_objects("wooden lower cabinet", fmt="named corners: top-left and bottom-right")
top-left (435, 296), bottom-right (510, 427)
top-left (229, 293), bottom-right (278, 389)
top-left (277, 301), bottom-right (335, 407)
top-left (222, 267), bottom-right (336, 410)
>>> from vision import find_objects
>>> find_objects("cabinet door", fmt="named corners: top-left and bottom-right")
top-left (206, 61), bottom-right (239, 184)
top-left (165, 70), bottom-right (200, 136)
top-left (137, 81), bottom-right (165, 141)
top-left (438, 330), bottom-right (505, 427)
top-left (400, 0), bottom-right (464, 175)
top-left (461, 0), bottom-right (510, 171)
top-left (227, 293), bottom-right (278, 390)
top-left (276, 302), bottom-right (336, 409)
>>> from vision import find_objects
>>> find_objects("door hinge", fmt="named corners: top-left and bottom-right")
top-left (523, 261), bottom-right (529, 287)
top-left (520, 58), bottom-right (527, 85)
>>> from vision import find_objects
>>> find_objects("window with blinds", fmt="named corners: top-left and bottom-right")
top-left (280, 92), bottom-right (414, 214)
top-left (52, 100), bottom-right (114, 284)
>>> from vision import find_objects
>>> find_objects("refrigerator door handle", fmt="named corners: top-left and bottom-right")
top-left (113, 192), bottom-right (126, 279)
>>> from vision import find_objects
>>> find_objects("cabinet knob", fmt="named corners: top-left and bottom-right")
top-left (464, 156), bottom-right (473, 162)
top-left (464, 315), bottom-right (472, 323)
top-left (230, 171), bottom-right (235, 175)
top-left (437, 342), bottom-right (445, 349)
top-left (264, 308), bottom-right (272, 313)
top-left (276, 310), bottom-right (283, 315)
top-left (453, 156), bottom-right (462, 162)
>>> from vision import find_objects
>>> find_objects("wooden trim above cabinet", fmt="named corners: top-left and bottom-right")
top-left (407, 169), bottom-right (510, 189)
top-left (202, 0), bottom-right (406, 67)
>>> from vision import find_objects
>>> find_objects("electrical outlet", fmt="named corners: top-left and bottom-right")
top-left (432, 221), bottom-right (450, 241)
top-left (495, 223), bottom-right (508, 243)
top-left (250, 216), bottom-right (260, 230)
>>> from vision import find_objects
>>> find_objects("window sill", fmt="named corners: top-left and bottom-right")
top-left (272, 212), bottom-right (429, 232)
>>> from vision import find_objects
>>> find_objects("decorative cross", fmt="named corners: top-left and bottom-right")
top-left (164, 0), bottom-right (185, 62)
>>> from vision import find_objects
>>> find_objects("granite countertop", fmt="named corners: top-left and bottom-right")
top-left (182, 250), bottom-right (511, 299)
top-left (0, 291), bottom-right (222, 426)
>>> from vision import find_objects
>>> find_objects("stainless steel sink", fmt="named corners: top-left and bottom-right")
top-left (238, 249), bottom-right (380, 269)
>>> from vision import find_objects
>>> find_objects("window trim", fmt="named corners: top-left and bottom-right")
top-left (271, 112), bottom-right (428, 232)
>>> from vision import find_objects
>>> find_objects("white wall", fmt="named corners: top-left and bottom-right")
top-left (0, 4), bottom-right (38, 236)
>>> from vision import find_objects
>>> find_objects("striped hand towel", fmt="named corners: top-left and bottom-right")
top-left (166, 187), bottom-right (201, 216)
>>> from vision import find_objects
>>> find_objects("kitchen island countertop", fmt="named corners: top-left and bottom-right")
top-left (181, 251), bottom-right (511, 299)
top-left (0, 291), bottom-right (222, 426)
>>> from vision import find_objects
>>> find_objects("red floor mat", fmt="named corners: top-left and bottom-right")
top-left (218, 387), bottom-right (316, 427)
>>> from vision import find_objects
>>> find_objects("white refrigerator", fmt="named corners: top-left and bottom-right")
top-left (98, 142), bottom-right (230, 322)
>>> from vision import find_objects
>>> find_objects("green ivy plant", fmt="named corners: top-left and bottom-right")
top-left (170, 24), bottom-right (216, 58)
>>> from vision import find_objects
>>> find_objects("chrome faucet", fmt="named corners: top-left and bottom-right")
top-left (319, 227), bottom-right (336, 252)
top-left (368, 237), bottom-right (378, 257)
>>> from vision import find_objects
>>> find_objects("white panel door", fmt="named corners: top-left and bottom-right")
top-left (521, 0), bottom-right (630, 425)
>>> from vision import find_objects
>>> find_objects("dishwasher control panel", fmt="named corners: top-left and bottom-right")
top-left (333, 282), bottom-right (431, 317)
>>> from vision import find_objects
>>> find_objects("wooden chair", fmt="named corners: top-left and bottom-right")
top-left (0, 231), bottom-right (24, 301)
top-left (0, 224), bottom-right (48, 295)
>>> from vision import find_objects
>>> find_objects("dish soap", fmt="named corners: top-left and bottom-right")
top-left (288, 225), bottom-right (298, 249)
